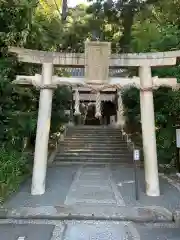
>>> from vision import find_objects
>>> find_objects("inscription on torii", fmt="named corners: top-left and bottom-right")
top-left (85, 41), bottom-right (111, 84)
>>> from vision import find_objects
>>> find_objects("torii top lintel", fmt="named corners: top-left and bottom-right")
top-left (9, 41), bottom-right (178, 67)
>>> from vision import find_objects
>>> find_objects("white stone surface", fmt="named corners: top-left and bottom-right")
top-left (9, 46), bottom-right (178, 67)
top-left (14, 75), bottom-right (177, 92)
top-left (73, 93), bottom-right (115, 101)
top-left (31, 63), bottom-right (53, 195)
top-left (74, 89), bottom-right (80, 115)
top-left (139, 66), bottom-right (160, 197)
top-left (116, 90), bottom-right (125, 127)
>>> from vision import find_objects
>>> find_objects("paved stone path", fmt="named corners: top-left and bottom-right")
top-left (65, 165), bottom-right (125, 206)
top-left (4, 164), bottom-right (180, 223)
top-left (5, 164), bottom-right (180, 214)
top-left (5, 166), bottom-right (78, 208)
top-left (1, 219), bottom-right (180, 239)
top-left (63, 221), bottom-right (139, 240)
top-left (3, 164), bottom-right (180, 239)
top-left (0, 222), bottom-right (55, 240)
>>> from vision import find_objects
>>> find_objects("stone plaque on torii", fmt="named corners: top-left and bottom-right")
top-left (9, 42), bottom-right (180, 197)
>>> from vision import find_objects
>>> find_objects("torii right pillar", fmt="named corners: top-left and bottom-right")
top-left (137, 56), bottom-right (177, 196)
top-left (114, 52), bottom-right (177, 196)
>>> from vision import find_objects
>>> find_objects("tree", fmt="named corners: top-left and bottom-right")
top-left (0, 0), bottom-right (71, 201)
top-left (37, 0), bottom-right (62, 18)
top-left (87, 0), bottom-right (160, 52)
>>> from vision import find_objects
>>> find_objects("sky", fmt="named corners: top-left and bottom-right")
top-left (68, 0), bottom-right (89, 7)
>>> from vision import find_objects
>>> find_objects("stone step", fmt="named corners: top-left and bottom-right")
top-left (52, 161), bottom-right (133, 165)
top-left (60, 126), bottom-right (131, 164)
top-left (67, 128), bottom-right (120, 130)
top-left (67, 131), bottom-right (122, 137)
top-left (59, 145), bottom-right (129, 152)
top-left (58, 154), bottom-right (131, 157)
top-left (61, 144), bottom-right (129, 148)
top-left (55, 158), bottom-right (132, 162)
top-left (65, 137), bottom-right (124, 140)
top-left (55, 156), bottom-right (133, 162)
top-left (58, 149), bottom-right (130, 153)
top-left (56, 152), bottom-right (132, 157)
top-left (67, 128), bottom-right (122, 131)
top-left (59, 149), bottom-right (130, 153)
top-left (67, 126), bottom-right (119, 129)
top-left (64, 144), bottom-right (127, 147)
top-left (67, 140), bottom-right (126, 143)
top-left (67, 134), bottom-right (123, 137)
top-left (63, 143), bottom-right (128, 147)
top-left (67, 127), bottom-right (120, 129)
top-left (54, 160), bottom-right (133, 165)
top-left (65, 135), bottom-right (125, 142)
top-left (63, 140), bottom-right (128, 145)
top-left (66, 132), bottom-right (123, 135)
top-left (68, 132), bottom-right (119, 134)
top-left (66, 131), bottom-right (122, 134)
top-left (66, 139), bottom-right (125, 142)
top-left (62, 140), bottom-right (127, 143)
top-left (3, 205), bottom-right (172, 222)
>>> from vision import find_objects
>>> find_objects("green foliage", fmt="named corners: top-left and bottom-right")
top-left (122, 87), bottom-right (141, 127)
top-left (51, 87), bottom-right (71, 134)
top-left (123, 85), bottom-right (180, 164)
top-left (0, 147), bottom-right (31, 203)
top-left (0, 0), bottom-right (71, 200)
top-left (1, 0), bottom-right (180, 198)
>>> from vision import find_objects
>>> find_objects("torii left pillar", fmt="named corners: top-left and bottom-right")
top-left (31, 63), bottom-right (53, 195)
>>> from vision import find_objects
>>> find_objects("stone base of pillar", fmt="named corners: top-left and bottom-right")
top-left (114, 122), bottom-right (121, 128)
top-left (116, 116), bottom-right (125, 128)
top-left (68, 121), bottom-right (74, 126)
top-left (60, 133), bottom-right (64, 142)
top-left (74, 114), bottom-right (81, 125)
top-left (110, 115), bottom-right (116, 126)
top-left (95, 113), bottom-right (101, 119)
top-left (100, 117), bottom-right (103, 125)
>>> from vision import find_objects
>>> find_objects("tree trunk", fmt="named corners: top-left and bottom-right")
top-left (119, 6), bottom-right (135, 53)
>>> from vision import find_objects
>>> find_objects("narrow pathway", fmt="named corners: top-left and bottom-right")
top-left (65, 165), bottom-right (125, 207)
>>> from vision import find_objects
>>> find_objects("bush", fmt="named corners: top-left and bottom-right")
top-left (0, 147), bottom-right (32, 203)
top-left (122, 86), bottom-right (180, 165)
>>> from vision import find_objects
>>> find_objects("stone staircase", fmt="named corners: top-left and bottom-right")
top-left (53, 126), bottom-right (133, 165)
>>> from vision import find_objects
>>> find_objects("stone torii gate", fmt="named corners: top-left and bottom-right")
top-left (9, 42), bottom-right (179, 197)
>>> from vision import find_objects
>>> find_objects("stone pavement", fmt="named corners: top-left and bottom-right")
top-left (2, 164), bottom-right (180, 239)
top-left (0, 222), bottom-right (55, 240)
top-left (5, 165), bottom-right (78, 208)
top-left (64, 165), bottom-right (125, 206)
top-left (4, 164), bottom-right (180, 214)
top-left (111, 165), bottom-right (180, 211)
top-left (0, 219), bottom-right (180, 239)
